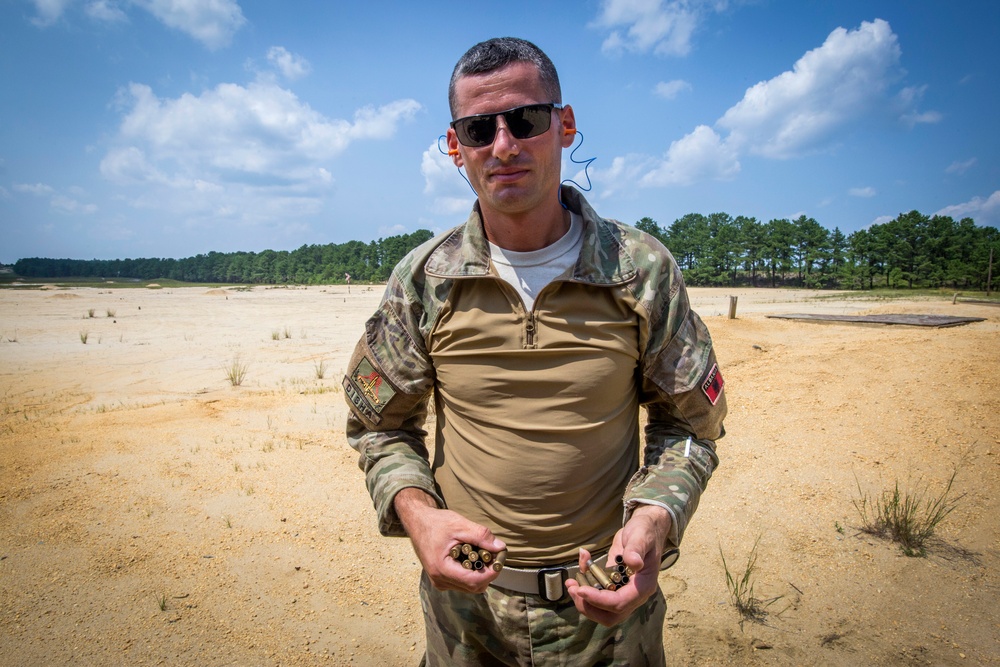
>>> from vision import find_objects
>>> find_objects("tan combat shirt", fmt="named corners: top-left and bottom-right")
top-left (344, 187), bottom-right (726, 567)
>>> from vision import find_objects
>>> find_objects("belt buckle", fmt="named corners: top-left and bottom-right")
top-left (536, 567), bottom-right (568, 602)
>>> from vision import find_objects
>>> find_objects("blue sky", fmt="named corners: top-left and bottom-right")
top-left (2, 0), bottom-right (998, 264)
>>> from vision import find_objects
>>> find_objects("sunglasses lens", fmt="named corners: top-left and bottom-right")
top-left (505, 105), bottom-right (551, 140)
top-left (453, 104), bottom-right (556, 147)
top-left (460, 117), bottom-right (497, 147)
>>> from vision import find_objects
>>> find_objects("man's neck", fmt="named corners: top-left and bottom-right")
top-left (481, 199), bottom-right (570, 252)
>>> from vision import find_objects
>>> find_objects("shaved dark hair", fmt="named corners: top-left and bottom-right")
top-left (448, 37), bottom-right (562, 118)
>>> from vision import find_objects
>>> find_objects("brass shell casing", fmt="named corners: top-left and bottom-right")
top-left (491, 549), bottom-right (508, 572)
top-left (587, 560), bottom-right (614, 589)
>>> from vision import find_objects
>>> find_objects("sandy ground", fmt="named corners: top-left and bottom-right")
top-left (1, 284), bottom-right (998, 666)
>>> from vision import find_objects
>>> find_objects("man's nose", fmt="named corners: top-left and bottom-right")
top-left (491, 116), bottom-right (520, 159)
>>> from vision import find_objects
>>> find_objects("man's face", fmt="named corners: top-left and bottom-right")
top-left (446, 61), bottom-right (575, 219)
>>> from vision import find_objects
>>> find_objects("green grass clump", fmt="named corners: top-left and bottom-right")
top-left (224, 355), bottom-right (249, 386)
top-left (854, 471), bottom-right (962, 557)
top-left (720, 536), bottom-right (781, 629)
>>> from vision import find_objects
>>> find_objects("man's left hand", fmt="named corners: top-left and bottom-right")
top-left (564, 504), bottom-right (671, 627)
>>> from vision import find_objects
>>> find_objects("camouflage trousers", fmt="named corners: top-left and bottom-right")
top-left (418, 571), bottom-right (666, 667)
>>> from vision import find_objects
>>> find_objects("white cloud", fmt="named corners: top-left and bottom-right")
top-left (377, 224), bottom-right (410, 237)
top-left (946, 158), bottom-right (977, 175)
top-left (420, 142), bottom-right (474, 215)
top-left (28, 0), bottom-right (245, 48)
top-left (653, 79), bottom-right (691, 100)
top-left (14, 182), bottom-right (56, 196)
top-left (100, 146), bottom-right (171, 185)
top-left (849, 186), bottom-right (876, 198)
top-left (640, 125), bottom-right (740, 187)
top-left (895, 85), bottom-right (942, 127)
top-left (901, 110), bottom-right (943, 127)
top-left (718, 19), bottom-right (902, 159)
top-left (267, 46), bottom-right (311, 81)
top-left (29, 0), bottom-right (73, 26)
top-left (589, 154), bottom-right (652, 199)
top-left (128, 0), bottom-right (246, 49)
top-left (101, 80), bottom-right (421, 227)
top-left (85, 0), bottom-right (127, 22)
top-left (13, 182), bottom-right (97, 213)
top-left (602, 19), bottom-right (931, 192)
top-left (51, 195), bottom-right (98, 213)
top-left (593, 0), bottom-right (700, 57)
top-left (935, 191), bottom-right (1000, 224)
top-left (108, 81), bottom-right (420, 182)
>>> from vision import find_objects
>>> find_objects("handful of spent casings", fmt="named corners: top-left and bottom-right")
top-left (450, 543), bottom-right (507, 572)
top-left (575, 555), bottom-right (633, 592)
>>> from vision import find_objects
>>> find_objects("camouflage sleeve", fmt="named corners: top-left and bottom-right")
top-left (622, 242), bottom-right (726, 548)
top-left (343, 271), bottom-right (443, 537)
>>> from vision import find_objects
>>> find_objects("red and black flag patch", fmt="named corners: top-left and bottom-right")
top-left (701, 363), bottom-right (724, 406)
top-left (343, 356), bottom-right (397, 426)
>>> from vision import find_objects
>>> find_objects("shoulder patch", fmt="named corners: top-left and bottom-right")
top-left (701, 363), bottom-right (724, 405)
top-left (343, 356), bottom-right (398, 426)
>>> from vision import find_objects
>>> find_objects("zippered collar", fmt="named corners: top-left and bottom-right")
top-left (424, 186), bottom-right (637, 286)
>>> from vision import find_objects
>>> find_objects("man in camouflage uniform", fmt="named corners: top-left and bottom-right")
top-left (343, 37), bottom-right (726, 666)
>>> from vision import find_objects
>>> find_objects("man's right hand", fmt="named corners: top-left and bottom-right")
top-left (393, 487), bottom-right (506, 594)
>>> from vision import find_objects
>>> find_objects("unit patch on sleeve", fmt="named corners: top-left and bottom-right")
top-left (701, 362), bottom-right (724, 406)
top-left (343, 356), bottom-right (397, 426)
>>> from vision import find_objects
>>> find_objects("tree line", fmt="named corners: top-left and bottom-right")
top-left (636, 210), bottom-right (997, 290)
top-left (12, 210), bottom-right (998, 290)
top-left (13, 229), bottom-right (435, 285)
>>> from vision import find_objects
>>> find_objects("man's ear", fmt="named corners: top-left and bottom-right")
top-left (559, 105), bottom-right (577, 149)
top-left (445, 128), bottom-right (464, 167)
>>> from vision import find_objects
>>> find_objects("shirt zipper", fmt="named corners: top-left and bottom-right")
top-left (524, 312), bottom-right (536, 349)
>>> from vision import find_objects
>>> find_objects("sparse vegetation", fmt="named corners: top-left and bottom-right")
top-left (87, 308), bottom-right (95, 318)
top-left (224, 355), bottom-right (249, 387)
top-left (853, 470), bottom-right (963, 557)
top-left (106, 309), bottom-right (116, 318)
top-left (79, 331), bottom-right (89, 344)
top-left (156, 593), bottom-right (168, 611)
top-left (314, 358), bottom-right (327, 379)
top-left (271, 329), bottom-right (281, 341)
top-left (720, 536), bottom-right (781, 629)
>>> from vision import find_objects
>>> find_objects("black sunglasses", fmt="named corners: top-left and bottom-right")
top-left (451, 103), bottom-right (562, 148)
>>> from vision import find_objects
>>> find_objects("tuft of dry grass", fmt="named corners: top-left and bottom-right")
top-left (854, 470), bottom-right (963, 557)
top-left (720, 536), bottom-right (782, 630)
top-left (224, 354), bottom-right (249, 387)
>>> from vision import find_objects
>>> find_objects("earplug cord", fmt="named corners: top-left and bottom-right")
top-left (559, 129), bottom-right (596, 210)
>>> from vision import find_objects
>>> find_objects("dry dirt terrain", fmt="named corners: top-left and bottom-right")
top-left (1, 285), bottom-right (997, 666)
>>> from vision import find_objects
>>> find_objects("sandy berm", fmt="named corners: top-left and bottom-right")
top-left (1, 285), bottom-right (997, 665)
